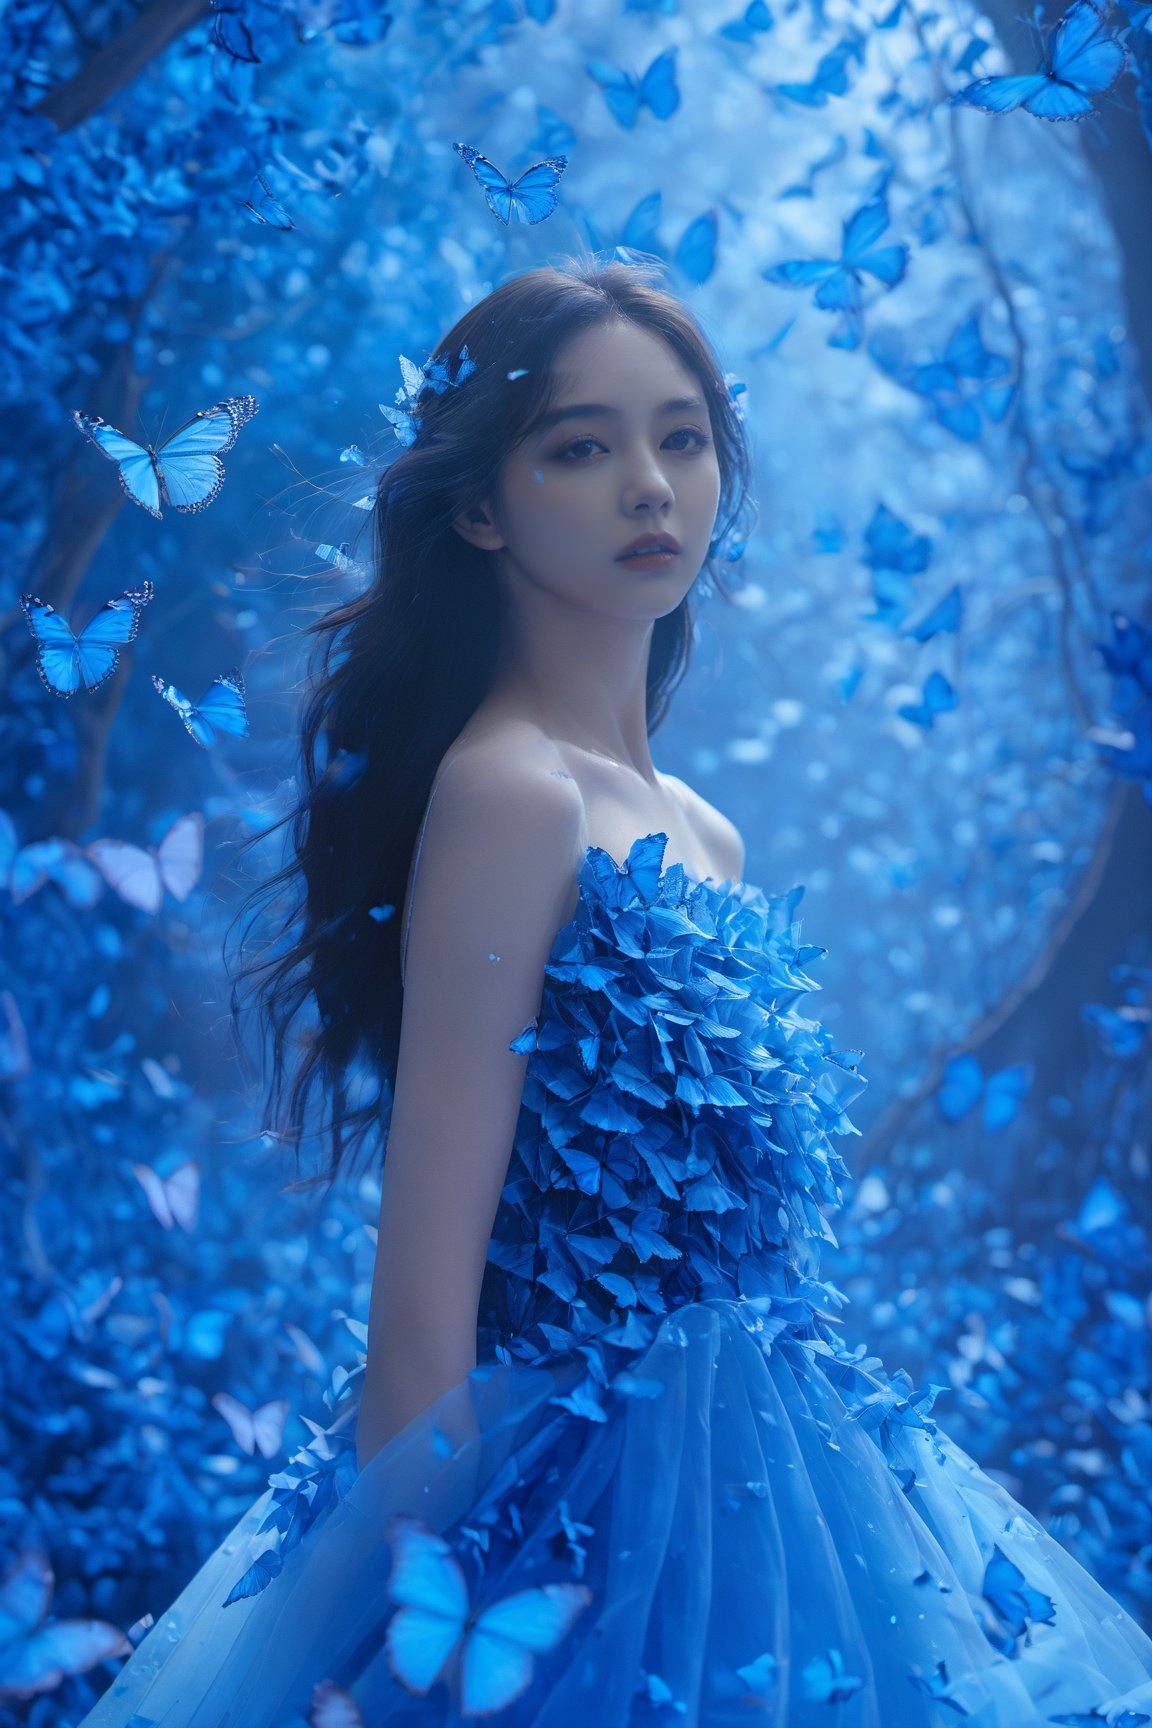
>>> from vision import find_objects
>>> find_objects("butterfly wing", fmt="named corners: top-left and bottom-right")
top-left (0, 1615), bottom-right (132, 1698)
top-left (243, 171), bottom-right (294, 230)
top-left (19, 596), bottom-right (82, 696)
top-left (86, 841), bottom-right (163, 914)
top-left (385, 1516), bottom-right (469, 1694)
top-left (461, 1584), bottom-right (593, 1715)
top-left (454, 143), bottom-right (516, 224)
top-left (194, 672), bottom-right (250, 742)
top-left (0, 1548), bottom-right (51, 1650)
top-left (506, 157), bottom-right (568, 225)
top-left (1041, 0), bottom-right (1127, 111)
top-left (638, 47), bottom-right (680, 118)
top-left (250, 1399), bottom-right (290, 1458)
top-left (155, 811), bottom-right (205, 901)
top-left (154, 396), bottom-right (259, 512)
top-left (673, 211), bottom-right (719, 284)
top-left (71, 411), bottom-right (161, 516)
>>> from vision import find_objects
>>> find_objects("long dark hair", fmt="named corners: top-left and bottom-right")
top-left (232, 254), bottom-right (756, 1192)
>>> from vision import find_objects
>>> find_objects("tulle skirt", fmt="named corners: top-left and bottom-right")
top-left (76, 1299), bottom-right (1152, 1727)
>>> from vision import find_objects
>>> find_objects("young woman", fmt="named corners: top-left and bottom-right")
top-left (78, 259), bottom-right (1152, 1727)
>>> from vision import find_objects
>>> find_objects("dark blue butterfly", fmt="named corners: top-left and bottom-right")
top-left (20, 583), bottom-right (154, 698)
top-left (981, 1544), bottom-right (1055, 1649)
top-left (152, 670), bottom-right (249, 748)
top-left (953, 0), bottom-right (1127, 118)
top-left (384, 1514), bottom-right (593, 1714)
top-left (72, 395), bottom-right (259, 518)
top-left (453, 143), bottom-right (568, 225)
top-left (242, 170), bottom-right (293, 230)
top-left (587, 48), bottom-right (680, 128)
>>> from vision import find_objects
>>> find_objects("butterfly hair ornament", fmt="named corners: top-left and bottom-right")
top-left (72, 393), bottom-right (259, 518)
top-left (379, 344), bottom-right (478, 447)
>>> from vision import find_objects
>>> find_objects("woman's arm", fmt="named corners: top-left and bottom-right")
top-left (356, 751), bottom-right (584, 1473)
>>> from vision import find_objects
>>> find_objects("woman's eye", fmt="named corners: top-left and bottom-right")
top-left (556, 428), bottom-right (711, 462)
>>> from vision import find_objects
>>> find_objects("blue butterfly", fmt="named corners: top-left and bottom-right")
top-left (902, 584), bottom-right (963, 642)
top-left (0, 1543), bottom-right (131, 1700)
top-left (936, 1053), bottom-right (1033, 1130)
top-left (719, 0), bottom-right (773, 40)
top-left (801, 1648), bottom-right (864, 1704)
top-left (453, 143), bottom-right (568, 225)
top-left (619, 192), bottom-right (719, 285)
top-left (73, 395), bottom-right (259, 518)
top-left (897, 668), bottom-right (958, 728)
top-left (587, 48), bottom-right (680, 128)
top-left (531, 103), bottom-right (577, 155)
top-left (242, 170), bottom-right (293, 230)
top-left (384, 1514), bottom-right (593, 1715)
top-left (152, 669), bottom-right (249, 748)
top-left (774, 30), bottom-right (867, 105)
top-left (909, 1658), bottom-right (969, 1714)
top-left (981, 1544), bottom-right (1055, 1650)
top-left (20, 582), bottom-right (154, 698)
top-left (953, 0), bottom-right (1127, 119)
top-left (763, 196), bottom-right (908, 315)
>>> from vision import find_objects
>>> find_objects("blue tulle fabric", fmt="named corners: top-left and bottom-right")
top-left (79, 833), bottom-right (1152, 1727)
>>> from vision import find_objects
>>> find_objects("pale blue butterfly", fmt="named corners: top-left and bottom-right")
top-left (0, 1544), bottom-right (130, 1700)
top-left (72, 394), bottom-right (259, 518)
top-left (587, 47), bottom-right (680, 128)
top-left (152, 669), bottom-right (249, 748)
top-left (385, 1513), bottom-right (593, 1715)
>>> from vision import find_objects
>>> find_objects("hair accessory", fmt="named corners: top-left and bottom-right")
top-left (379, 345), bottom-right (477, 447)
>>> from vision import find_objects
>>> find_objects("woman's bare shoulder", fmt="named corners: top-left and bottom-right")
top-left (660, 771), bottom-right (746, 881)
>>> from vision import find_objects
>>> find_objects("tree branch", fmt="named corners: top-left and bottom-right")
top-left (34, 0), bottom-right (213, 133)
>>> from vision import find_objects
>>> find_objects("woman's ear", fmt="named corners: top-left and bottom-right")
top-left (451, 500), bottom-right (505, 552)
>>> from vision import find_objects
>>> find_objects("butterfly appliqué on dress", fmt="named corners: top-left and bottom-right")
top-left (384, 1514), bottom-right (593, 1716)
top-left (20, 583), bottom-right (154, 698)
top-left (72, 394), bottom-right (259, 518)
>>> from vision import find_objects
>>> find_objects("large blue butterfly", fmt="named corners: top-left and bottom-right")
top-left (953, 0), bottom-right (1127, 119)
top-left (151, 670), bottom-right (249, 748)
top-left (619, 192), bottom-right (719, 285)
top-left (72, 394), bottom-right (259, 518)
top-left (384, 1514), bottom-right (593, 1716)
top-left (0, 1543), bottom-right (130, 1700)
top-left (20, 583), bottom-right (154, 698)
top-left (453, 143), bottom-right (567, 225)
top-left (587, 47), bottom-right (680, 128)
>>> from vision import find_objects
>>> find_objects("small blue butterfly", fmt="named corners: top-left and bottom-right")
top-left (903, 584), bottom-right (963, 642)
top-left (152, 669), bottom-right (249, 748)
top-left (897, 668), bottom-right (958, 728)
top-left (774, 30), bottom-right (867, 105)
top-left (72, 395), bottom-right (259, 518)
top-left (910, 1658), bottom-right (969, 1714)
top-left (453, 143), bottom-right (568, 225)
top-left (385, 1514), bottom-right (593, 1715)
top-left (20, 582), bottom-right (154, 698)
top-left (801, 1647), bottom-right (864, 1704)
top-left (936, 1054), bottom-right (1032, 1130)
top-left (719, 0), bottom-right (773, 41)
top-left (619, 192), bottom-right (719, 284)
top-left (587, 48), bottom-right (680, 129)
top-left (242, 170), bottom-right (293, 230)
top-left (531, 103), bottom-right (577, 155)
top-left (953, 0), bottom-right (1127, 119)
top-left (212, 3), bottom-right (258, 62)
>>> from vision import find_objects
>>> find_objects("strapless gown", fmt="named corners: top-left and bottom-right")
top-left (72, 833), bottom-right (1152, 1727)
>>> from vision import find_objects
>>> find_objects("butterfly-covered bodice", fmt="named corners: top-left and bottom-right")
top-left (479, 831), bottom-right (868, 1370)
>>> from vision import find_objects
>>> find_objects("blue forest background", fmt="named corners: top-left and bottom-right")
top-left (1, 0), bottom-right (1151, 1719)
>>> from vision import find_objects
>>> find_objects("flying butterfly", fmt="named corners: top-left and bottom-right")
top-left (152, 669), bottom-right (249, 748)
top-left (0, 1545), bottom-right (131, 1702)
top-left (211, 1392), bottom-right (290, 1459)
top-left (586, 47), bottom-right (680, 128)
top-left (242, 170), bottom-right (294, 230)
top-left (20, 583), bottom-right (154, 698)
top-left (72, 394), bottom-right (259, 518)
top-left (953, 0), bottom-right (1127, 118)
top-left (86, 811), bottom-right (204, 915)
top-left (453, 143), bottom-right (568, 225)
top-left (385, 1514), bottom-right (593, 1716)
top-left (132, 1158), bottom-right (200, 1232)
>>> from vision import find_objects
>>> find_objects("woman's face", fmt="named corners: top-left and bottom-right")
top-left (467, 318), bottom-right (722, 621)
